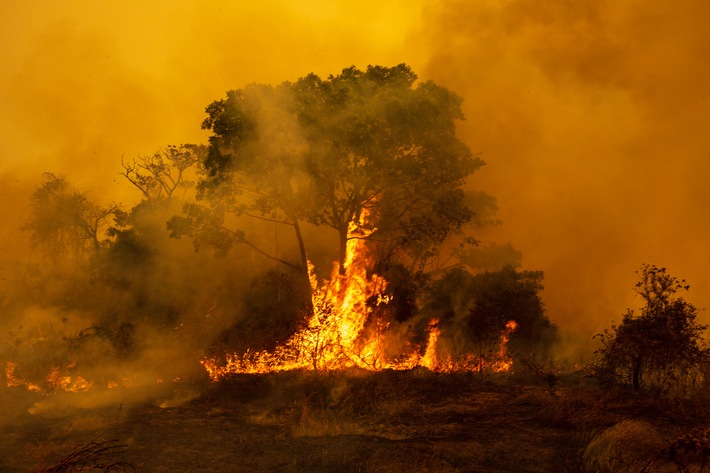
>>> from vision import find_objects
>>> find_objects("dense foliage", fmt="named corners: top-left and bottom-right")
top-left (170, 64), bottom-right (495, 276)
top-left (423, 266), bottom-right (559, 365)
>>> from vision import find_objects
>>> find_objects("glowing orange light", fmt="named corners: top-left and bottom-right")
top-left (202, 211), bottom-right (521, 380)
top-left (5, 362), bottom-right (42, 392)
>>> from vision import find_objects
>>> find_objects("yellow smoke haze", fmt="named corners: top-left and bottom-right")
top-left (420, 0), bottom-right (710, 333)
top-left (1, 0), bottom-right (708, 338)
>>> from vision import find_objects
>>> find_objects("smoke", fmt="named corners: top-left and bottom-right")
top-left (0, 0), bottom-right (425, 191)
top-left (0, 0), bottom-right (427, 418)
top-left (418, 0), bottom-right (710, 333)
top-left (1, 0), bottom-right (708, 425)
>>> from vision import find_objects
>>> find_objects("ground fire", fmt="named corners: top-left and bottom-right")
top-left (3, 217), bottom-right (518, 395)
top-left (201, 218), bottom-right (518, 380)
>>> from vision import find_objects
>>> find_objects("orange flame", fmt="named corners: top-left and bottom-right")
top-left (202, 213), bottom-right (521, 380)
top-left (418, 319), bottom-right (441, 370)
top-left (47, 367), bottom-right (93, 393)
top-left (4, 361), bottom-right (124, 394)
top-left (5, 362), bottom-right (42, 392)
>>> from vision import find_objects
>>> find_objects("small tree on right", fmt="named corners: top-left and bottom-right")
top-left (595, 264), bottom-right (708, 393)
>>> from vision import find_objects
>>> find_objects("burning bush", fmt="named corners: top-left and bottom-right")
top-left (200, 223), bottom-right (527, 379)
top-left (422, 266), bottom-right (558, 370)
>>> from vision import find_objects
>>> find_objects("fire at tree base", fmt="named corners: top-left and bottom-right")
top-left (201, 222), bottom-right (519, 381)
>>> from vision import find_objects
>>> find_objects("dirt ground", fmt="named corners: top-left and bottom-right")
top-left (1, 370), bottom-right (707, 472)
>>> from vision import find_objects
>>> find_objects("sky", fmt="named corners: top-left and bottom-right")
top-left (1, 0), bottom-right (708, 337)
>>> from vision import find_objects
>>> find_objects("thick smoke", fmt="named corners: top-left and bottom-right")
top-left (418, 0), bottom-right (710, 334)
top-left (0, 0), bottom-right (428, 416)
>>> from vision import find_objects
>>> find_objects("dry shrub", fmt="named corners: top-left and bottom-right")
top-left (582, 420), bottom-right (665, 473)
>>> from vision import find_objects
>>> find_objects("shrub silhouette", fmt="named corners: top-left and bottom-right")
top-left (595, 264), bottom-right (708, 394)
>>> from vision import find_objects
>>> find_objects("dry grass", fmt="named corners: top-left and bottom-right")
top-left (33, 439), bottom-right (134, 473)
top-left (6, 370), bottom-right (710, 472)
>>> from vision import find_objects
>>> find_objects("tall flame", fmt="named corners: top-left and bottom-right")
top-left (202, 216), bottom-right (392, 377)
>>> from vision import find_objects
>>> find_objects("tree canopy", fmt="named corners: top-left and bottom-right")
top-left (121, 144), bottom-right (204, 203)
top-left (172, 64), bottom-right (492, 276)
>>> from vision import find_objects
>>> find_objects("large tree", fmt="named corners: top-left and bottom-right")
top-left (173, 64), bottom-right (490, 277)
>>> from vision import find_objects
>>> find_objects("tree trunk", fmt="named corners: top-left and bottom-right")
top-left (338, 226), bottom-right (348, 275)
top-left (291, 218), bottom-right (314, 315)
top-left (292, 219), bottom-right (309, 274)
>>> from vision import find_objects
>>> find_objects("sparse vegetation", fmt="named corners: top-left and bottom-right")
top-left (0, 371), bottom-right (708, 472)
top-left (595, 264), bottom-right (709, 395)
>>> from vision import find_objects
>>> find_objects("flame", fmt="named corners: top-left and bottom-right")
top-left (202, 213), bottom-right (520, 380)
top-left (4, 361), bottom-right (135, 394)
top-left (403, 318), bottom-right (518, 374)
top-left (5, 361), bottom-right (94, 393)
top-left (47, 367), bottom-right (93, 393)
top-left (4, 215), bottom-right (520, 391)
top-left (418, 319), bottom-right (441, 370)
top-left (5, 362), bottom-right (42, 392)
top-left (202, 215), bottom-right (392, 377)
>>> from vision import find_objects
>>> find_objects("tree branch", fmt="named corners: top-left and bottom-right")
top-left (222, 226), bottom-right (302, 271)
top-left (244, 213), bottom-right (295, 226)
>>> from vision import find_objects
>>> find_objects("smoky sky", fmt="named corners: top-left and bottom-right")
top-left (1, 0), bottom-right (708, 336)
top-left (419, 0), bottom-right (710, 333)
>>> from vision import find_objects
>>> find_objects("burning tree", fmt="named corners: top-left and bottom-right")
top-left (423, 266), bottom-right (557, 370)
top-left (167, 64), bottom-right (525, 378)
top-left (595, 264), bottom-right (708, 393)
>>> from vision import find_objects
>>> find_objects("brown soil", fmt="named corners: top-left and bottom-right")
top-left (1, 370), bottom-right (707, 472)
